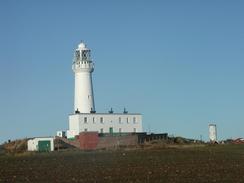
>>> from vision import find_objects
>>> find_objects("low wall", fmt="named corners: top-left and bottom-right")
top-left (62, 132), bottom-right (168, 150)
top-left (77, 132), bottom-right (138, 150)
top-left (97, 134), bottom-right (138, 149)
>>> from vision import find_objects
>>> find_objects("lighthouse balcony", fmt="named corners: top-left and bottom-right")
top-left (72, 62), bottom-right (94, 72)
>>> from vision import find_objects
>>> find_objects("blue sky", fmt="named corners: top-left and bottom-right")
top-left (0, 0), bottom-right (243, 143)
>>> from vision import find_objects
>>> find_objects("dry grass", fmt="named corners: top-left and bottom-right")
top-left (3, 139), bottom-right (28, 154)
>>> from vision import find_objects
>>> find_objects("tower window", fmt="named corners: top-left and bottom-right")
top-left (84, 117), bottom-right (87, 123)
top-left (127, 117), bottom-right (129, 123)
top-left (100, 117), bottom-right (103, 123)
top-left (133, 117), bottom-right (136, 123)
top-left (119, 117), bottom-right (122, 124)
top-left (93, 117), bottom-right (95, 123)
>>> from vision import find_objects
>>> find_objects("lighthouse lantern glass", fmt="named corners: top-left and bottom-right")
top-left (75, 51), bottom-right (80, 62)
top-left (81, 50), bottom-right (90, 61)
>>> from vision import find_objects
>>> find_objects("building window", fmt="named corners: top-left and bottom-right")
top-left (93, 117), bottom-right (95, 123)
top-left (100, 128), bottom-right (103, 133)
top-left (119, 128), bottom-right (122, 133)
top-left (127, 117), bottom-right (129, 123)
top-left (133, 117), bottom-right (136, 123)
top-left (133, 128), bottom-right (136, 132)
top-left (84, 117), bottom-right (87, 123)
top-left (100, 117), bottom-right (103, 123)
top-left (119, 117), bottom-right (122, 124)
top-left (84, 128), bottom-right (88, 132)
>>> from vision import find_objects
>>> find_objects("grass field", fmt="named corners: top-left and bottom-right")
top-left (0, 144), bottom-right (244, 183)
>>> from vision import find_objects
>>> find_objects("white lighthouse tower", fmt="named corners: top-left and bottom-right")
top-left (73, 41), bottom-right (95, 113)
top-left (67, 41), bottom-right (143, 139)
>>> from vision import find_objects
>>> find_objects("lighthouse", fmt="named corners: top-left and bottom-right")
top-left (73, 42), bottom-right (95, 113)
top-left (67, 41), bottom-right (143, 139)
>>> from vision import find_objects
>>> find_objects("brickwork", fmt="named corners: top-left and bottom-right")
top-left (79, 132), bottom-right (99, 150)
top-left (97, 135), bottom-right (138, 149)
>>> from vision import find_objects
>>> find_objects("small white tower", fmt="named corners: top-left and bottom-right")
top-left (72, 41), bottom-right (95, 113)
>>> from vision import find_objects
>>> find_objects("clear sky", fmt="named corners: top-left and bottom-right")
top-left (0, 0), bottom-right (243, 143)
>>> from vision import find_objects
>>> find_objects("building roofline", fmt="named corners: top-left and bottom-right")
top-left (69, 113), bottom-right (142, 116)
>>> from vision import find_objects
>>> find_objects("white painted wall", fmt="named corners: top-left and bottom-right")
top-left (74, 71), bottom-right (95, 113)
top-left (67, 113), bottom-right (143, 139)
top-left (27, 139), bottom-right (36, 151)
top-left (27, 137), bottom-right (54, 151)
